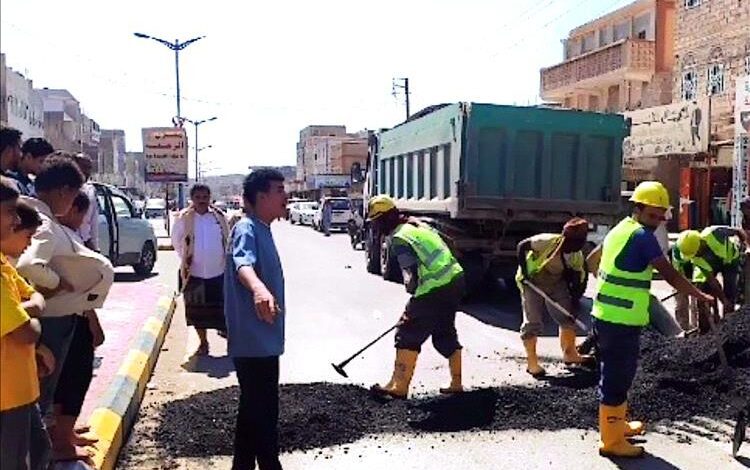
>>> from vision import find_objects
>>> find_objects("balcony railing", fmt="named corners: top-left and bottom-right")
top-left (541, 39), bottom-right (655, 94)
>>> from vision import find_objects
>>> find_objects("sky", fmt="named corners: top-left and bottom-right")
top-left (1, 0), bottom-right (633, 177)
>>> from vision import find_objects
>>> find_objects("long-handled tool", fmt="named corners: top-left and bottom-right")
top-left (522, 280), bottom-right (588, 332)
top-left (332, 323), bottom-right (399, 378)
top-left (708, 299), bottom-right (729, 372)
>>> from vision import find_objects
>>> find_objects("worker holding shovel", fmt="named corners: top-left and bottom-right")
top-left (673, 226), bottom-right (747, 333)
top-left (367, 195), bottom-right (465, 400)
top-left (516, 217), bottom-right (593, 378)
top-left (591, 181), bottom-right (713, 459)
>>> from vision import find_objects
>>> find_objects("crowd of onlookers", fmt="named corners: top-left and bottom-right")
top-left (1, 126), bottom-right (114, 470)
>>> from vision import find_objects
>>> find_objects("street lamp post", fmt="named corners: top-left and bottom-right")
top-left (134, 32), bottom-right (205, 208)
top-left (180, 116), bottom-right (218, 182)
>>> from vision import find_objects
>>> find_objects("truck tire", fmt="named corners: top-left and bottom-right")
top-left (365, 228), bottom-right (381, 274)
top-left (380, 238), bottom-right (401, 283)
top-left (133, 241), bottom-right (156, 276)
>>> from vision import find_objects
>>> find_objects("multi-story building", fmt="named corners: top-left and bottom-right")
top-left (673, 0), bottom-right (750, 165)
top-left (125, 151), bottom-right (147, 192)
top-left (0, 53), bottom-right (45, 138)
top-left (296, 125), bottom-right (367, 191)
top-left (99, 129), bottom-right (127, 186)
top-left (80, 113), bottom-right (101, 172)
top-left (540, 0), bottom-right (676, 112)
top-left (37, 88), bottom-right (83, 153)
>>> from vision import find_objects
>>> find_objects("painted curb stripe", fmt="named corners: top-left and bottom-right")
top-left (86, 295), bottom-right (176, 470)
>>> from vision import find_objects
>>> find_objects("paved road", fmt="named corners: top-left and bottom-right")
top-left (119, 221), bottom-right (747, 470)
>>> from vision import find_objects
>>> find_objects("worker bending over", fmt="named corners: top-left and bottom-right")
top-left (516, 217), bottom-right (592, 378)
top-left (673, 226), bottom-right (746, 332)
top-left (368, 195), bottom-right (465, 399)
top-left (591, 181), bottom-right (712, 458)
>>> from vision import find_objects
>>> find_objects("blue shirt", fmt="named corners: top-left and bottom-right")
top-left (614, 227), bottom-right (664, 273)
top-left (224, 216), bottom-right (285, 358)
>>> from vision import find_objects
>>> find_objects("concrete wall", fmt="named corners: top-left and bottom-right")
top-left (1, 56), bottom-right (44, 138)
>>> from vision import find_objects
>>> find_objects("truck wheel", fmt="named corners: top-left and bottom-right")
top-left (380, 238), bottom-right (401, 283)
top-left (133, 242), bottom-right (156, 276)
top-left (365, 228), bottom-right (381, 274)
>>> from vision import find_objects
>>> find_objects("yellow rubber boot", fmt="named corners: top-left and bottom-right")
top-left (624, 402), bottom-right (645, 437)
top-left (371, 349), bottom-right (418, 399)
top-left (599, 404), bottom-right (645, 458)
top-left (523, 337), bottom-right (546, 378)
top-left (439, 349), bottom-right (463, 394)
top-left (560, 328), bottom-right (594, 366)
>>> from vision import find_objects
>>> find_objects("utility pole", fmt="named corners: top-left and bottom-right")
top-left (134, 32), bottom-right (205, 212)
top-left (179, 116), bottom-right (218, 182)
top-left (392, 77), bottom-right (411, 121)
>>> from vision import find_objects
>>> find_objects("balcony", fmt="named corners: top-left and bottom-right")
top-left (540, 39), bottom-right (656, 100)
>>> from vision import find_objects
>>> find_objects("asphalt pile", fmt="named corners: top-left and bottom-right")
top-left (148, 309), bottom-right (749, 458)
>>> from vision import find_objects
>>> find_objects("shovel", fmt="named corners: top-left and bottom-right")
top-left (734, 409), bottom-right (747, 458)
top-left (708, 299), bottom-right (729, 372)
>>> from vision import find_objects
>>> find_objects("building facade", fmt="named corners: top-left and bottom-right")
top-left (296, 125), bottom-right (367, 190)
top-left (673, 0), bottom-right (750, 165)
top-left (540, 0), bottom-right (676, 112)
top-left (0, 53), bottom-right (45, 138)
top-left (98, 129), bottom-right (127, 186)
top-left (37, 88), bottom-right (83, 153)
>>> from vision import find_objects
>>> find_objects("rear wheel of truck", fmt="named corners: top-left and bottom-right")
top-left (365, 228), bottom-right (381, 275)
top-left (380, 237), bottom-right (402, 283)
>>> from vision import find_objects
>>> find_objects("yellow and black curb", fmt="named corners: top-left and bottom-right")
top-left (86, 295), bottom-right (177, 470)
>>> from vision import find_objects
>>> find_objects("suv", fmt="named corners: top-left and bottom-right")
top-left (313, 197), bottom-right (352, 232)
top-left (94, 183), bottom-right (158, 275)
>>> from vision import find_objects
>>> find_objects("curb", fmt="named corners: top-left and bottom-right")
top-left (86, 295), bottom-right (177, 470)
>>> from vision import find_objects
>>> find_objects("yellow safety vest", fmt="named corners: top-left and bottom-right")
top-left (592, 217), bottom-right (653, 327)
top-left (514, 234), bottom-right (585, 287)
top-left (692, 226), bottom-right (741, 283)
top-left (392, 223), bottom-right (464, 298)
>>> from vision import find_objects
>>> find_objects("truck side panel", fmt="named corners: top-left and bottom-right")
top-left (376, 104), bottom-right (463, 216)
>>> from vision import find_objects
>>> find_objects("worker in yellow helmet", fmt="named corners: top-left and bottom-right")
top-left (674, 225), bottom-right (747, 332)
top-left (591, 181), bottom-right (713, 458)
top-left (367, 195), bottom-right (466, 399)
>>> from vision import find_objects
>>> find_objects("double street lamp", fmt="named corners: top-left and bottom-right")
top-left (179, 116), bottom-right (218, 182)
top-left (133, 32), bottom-right (205, 208)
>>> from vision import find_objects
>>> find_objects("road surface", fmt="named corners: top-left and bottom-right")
top-left (118, 221), bottom-right (747, 470)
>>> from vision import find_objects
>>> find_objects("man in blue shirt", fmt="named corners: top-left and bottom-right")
top-left (224, 169), bottom-right (287, 470)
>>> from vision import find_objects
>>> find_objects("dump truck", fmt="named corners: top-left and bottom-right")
top-left (361, 102), bottom-right (629, 289)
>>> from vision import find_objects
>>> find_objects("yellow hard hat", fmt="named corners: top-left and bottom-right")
top-left (367, 194), bottom-right (396, 221)
top-left (676, 230), bottom-right (701, 259)
top-left (630, 181), bottom-right (671, 209)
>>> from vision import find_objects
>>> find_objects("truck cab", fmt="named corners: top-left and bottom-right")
top-left (94, 183), bottom-right (158, 275)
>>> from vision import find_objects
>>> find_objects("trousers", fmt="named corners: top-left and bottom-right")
top-left (232, 356), bottom-right (283, 470)
top-left (395, 276), bottom-right (464, 357)
top-left (594, 318), bottom-right (641, 406)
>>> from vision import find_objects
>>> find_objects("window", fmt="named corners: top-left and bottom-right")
top-left (682, 69), bottom-right (698, 100)
top-left (111, 195), bottom-right (133, 219)
top-left (684, 0), bottom-right (701, 8)
top-left (745, 54), bottom-right (750, 75)
top-left (707, 63), bottom-right (724, 95)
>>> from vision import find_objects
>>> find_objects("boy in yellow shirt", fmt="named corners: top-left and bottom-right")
top-left (0, 176), bottom-right (50, 470)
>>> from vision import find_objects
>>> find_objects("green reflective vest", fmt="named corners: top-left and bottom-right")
top-left (592, 217), bottom-right (653, 326)
top-left (671, 247), bottom-right (692, 277)
top-left (692, 226), bottom-right (741, 283)
top-left (392, 223), bottom-right (464, 298)
top-left (514, 234), bottom-right (585, 287)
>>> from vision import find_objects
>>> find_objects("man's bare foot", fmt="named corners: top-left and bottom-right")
top-left (53, 443), bottom-right (94, 464)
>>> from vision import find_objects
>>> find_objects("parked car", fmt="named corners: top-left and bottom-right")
top-left (94, 183), bottom-right (158, 275)
top-left (286, 198), bottom-right (309, 219)
top-left (313, 197), bottom-right (352, 232)
top-left (290, 201), bottom-right (318, 226)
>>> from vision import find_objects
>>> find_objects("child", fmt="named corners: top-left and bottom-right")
top-left (0, 176), bottom-right (51, 470)
top-left (52, 191), bottom-right (104, 458)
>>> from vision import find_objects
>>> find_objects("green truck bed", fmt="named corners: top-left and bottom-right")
top-left (375, 102), bottom-right (628, 224)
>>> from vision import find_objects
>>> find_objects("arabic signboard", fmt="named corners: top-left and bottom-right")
top-left (623, 98), bottom-right (709, 160)
top-left (731, 135), bottom-right (749, 227)
top-left (737, 75), bottom-right (750, 135)
top-left (142, 127), bottom-right (188, 183)
top-left (311, 174), bottom-right (351, 189)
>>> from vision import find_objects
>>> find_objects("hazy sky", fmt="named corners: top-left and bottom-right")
top-left (1, 0), bottom-right (632, 176)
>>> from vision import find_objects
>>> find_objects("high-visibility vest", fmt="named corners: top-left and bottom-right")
top-left (671, 247), bottom-right (692, 277)
top-left (514, 234), bottom-right (585, 287)
top-left (692, 226), bottom-right (741, 283)
top-left (592, 217), bottom-right (653, 326)
top-left (392, 223), bottom-right (464, 298)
